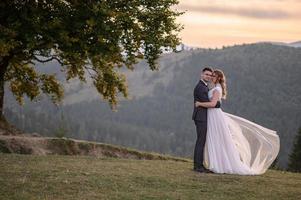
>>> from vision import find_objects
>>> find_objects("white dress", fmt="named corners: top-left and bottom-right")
top-left (203, 84), bottom-right (280, 175)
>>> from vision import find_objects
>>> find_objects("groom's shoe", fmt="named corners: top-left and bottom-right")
top-left (193, 166), bottom-right (214, 173)
top-left (204, 168), bottom-right (214, 173)
top-left (193, 166), bottom-right (207, 173)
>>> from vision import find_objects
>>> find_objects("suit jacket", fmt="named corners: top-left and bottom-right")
top-left (192, 80), bottom-right (210, 122)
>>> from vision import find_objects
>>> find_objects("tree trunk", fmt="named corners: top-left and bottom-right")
top-left (0, 56), bottom-right (9, 123)
top-left (0, 78), bottom-right (5, 122)
top-left (0, 55), bottom-right (22, 135)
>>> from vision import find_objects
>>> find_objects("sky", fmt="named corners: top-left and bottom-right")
top-left (176, 0), bottom-right (301, 48)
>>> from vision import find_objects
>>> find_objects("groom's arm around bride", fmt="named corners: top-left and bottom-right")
top-left (192, 67), bottom-right (220, 173)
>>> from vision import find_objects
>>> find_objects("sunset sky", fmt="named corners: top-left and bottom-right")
top-left (176, 0), bottom-right (301, 48)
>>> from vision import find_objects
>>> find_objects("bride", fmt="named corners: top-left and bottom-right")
top-left (195, 69), bottom-right (280, 175)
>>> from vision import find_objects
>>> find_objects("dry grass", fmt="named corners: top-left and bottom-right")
top-left (0, 136), bottom-right (189, 162)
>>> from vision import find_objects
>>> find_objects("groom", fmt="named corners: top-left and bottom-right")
top-left (192, 67), bottom-right (220, 173)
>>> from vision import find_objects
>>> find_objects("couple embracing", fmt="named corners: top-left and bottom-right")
top-left (192, 67), bottom-right (280, 175)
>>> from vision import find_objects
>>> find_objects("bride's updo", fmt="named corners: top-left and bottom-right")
top-left (213, 69), bottom-right (227, 99)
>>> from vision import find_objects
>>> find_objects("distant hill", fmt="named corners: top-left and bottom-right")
top-left (5, 43), bottom-right (301, 168)
top-left (262, 40), bottom-right (301, 48)
top-left (289, 41), bottom-right (301, 48)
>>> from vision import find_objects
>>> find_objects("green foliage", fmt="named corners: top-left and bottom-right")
top-left (54, 111), bottom-right (69, 138)
top-left (0, 140), bottom-right (10, 153)
top-left (54, 125), bottom-right (67, 138)
top-left (288, 127), bottom-right (301, 172)
top-left (0, 0), bottom-right (183, 108)
top-left (5, 64), bottom-right (64, 104)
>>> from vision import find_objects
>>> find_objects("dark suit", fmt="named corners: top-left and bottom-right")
top-left (192, 80), bottom-right (220, 169)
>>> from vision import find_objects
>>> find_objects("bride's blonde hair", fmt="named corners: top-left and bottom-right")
top-left (213, 69), bottom-right (227, 99)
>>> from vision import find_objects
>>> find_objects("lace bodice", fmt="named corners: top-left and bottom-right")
top-left (208, 84), bottom-right (222, 101)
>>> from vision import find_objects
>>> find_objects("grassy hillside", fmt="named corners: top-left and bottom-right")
top-left (5, 43), bottom-right (301, 168)
top-left (1, 153), bottom-right (300, 200)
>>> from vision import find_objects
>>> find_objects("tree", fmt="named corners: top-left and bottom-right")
top-left (0, 0), bottom-right (183, 123)
top-left (288, 127), bottom-right (301, 172)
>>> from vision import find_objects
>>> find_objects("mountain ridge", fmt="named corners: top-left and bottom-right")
top-left (5, 43), bottom-right (301, 168)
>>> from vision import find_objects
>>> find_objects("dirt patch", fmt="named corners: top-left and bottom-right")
top-left (0, 135), bottom-right (189, 162)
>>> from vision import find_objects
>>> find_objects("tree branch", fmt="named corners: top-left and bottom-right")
top-left (33, 55), bottom-right (64, 65)
top-left (84, 65), bottom-right (94, 78)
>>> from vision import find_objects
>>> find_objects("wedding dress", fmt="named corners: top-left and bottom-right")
top-left (203, 84), bottom-right (280, 175)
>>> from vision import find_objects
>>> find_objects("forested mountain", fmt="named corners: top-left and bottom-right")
top-left (5, 43), bottom-right (301, 168)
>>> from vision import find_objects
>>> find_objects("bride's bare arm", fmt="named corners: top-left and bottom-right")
top-left (195, 90), bottom-right (219, 108)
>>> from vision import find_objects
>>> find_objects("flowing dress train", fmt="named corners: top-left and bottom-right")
top-left (203, 84), bottom-right (280, 175)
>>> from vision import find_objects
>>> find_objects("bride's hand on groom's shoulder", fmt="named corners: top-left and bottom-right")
top-left (195, 101), bottom-right (201, 107)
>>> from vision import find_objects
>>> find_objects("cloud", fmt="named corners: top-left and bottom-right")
top-left (179, 4), bottom-right (292, 19)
